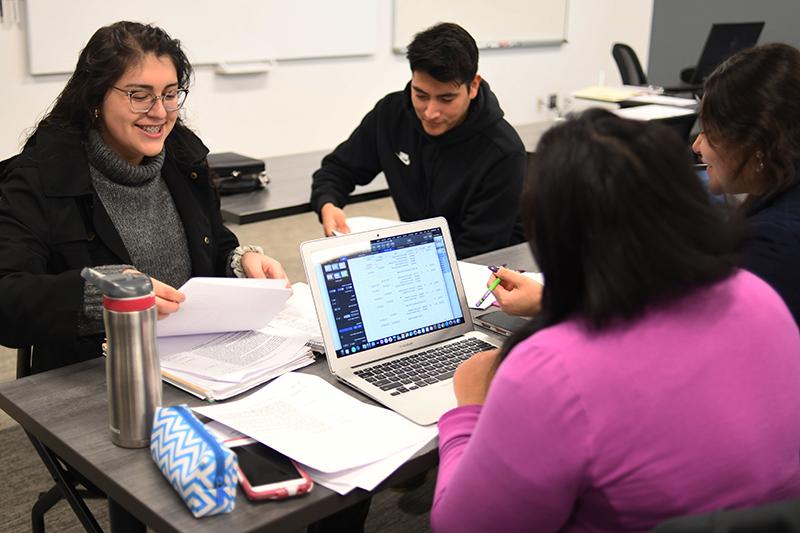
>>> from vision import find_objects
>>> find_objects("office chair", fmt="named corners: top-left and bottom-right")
top-left (17, 347), bottom-right (105, 533)
top-left (612, 43), bottom-right (648, 86)
top-left (651, 497), bottom-right (800, 532)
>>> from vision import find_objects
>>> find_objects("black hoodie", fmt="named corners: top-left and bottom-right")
top-left (311, 80), bottom-right (526, 259)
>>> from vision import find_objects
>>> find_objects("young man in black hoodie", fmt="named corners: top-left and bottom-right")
top-left (310, 22), bottom-right (526, 259)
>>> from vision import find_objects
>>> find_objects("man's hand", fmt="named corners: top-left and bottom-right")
top-left (321, 203), bottom-right (351, 237)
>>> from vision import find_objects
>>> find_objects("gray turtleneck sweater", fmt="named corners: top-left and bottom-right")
top-left (79, 130), bottom-right (192, 334)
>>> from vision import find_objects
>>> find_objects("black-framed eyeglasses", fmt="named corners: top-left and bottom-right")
top-left (112, 87), bottom-right (189, 113)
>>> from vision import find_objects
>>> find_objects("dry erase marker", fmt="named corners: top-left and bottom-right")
top-left (475, 277), bottom-right (502, 307)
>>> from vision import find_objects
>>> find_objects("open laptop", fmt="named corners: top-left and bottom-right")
top-left (300, 217), bottom-right (500, 425)
top-left (688, 22), bottom-right (764, 85)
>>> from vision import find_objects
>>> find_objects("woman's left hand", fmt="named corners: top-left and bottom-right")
top-left (453, 348), bottom-right (502, 406)
top-left (240, 252), bottom-right (290, 286)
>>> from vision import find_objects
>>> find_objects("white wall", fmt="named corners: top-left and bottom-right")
top-left (0, 0), bottom-right (653, 161)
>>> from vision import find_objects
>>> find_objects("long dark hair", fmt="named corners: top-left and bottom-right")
top-left (700, 43), bottom-right (800, 203)
top-left (34, 21), bottom-right (192, 137)
top-left (500, 109), bottom-right (743, 360)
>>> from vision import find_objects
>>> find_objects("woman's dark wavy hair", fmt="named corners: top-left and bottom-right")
top-left (700, 43), bottom-right (800, 203)
top-left (34, 21), bottom-right (192, 136)
top-left (499, 109), bottom-right (743, 361)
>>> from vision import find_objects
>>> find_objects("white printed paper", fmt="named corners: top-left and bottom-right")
top-left (157, 277), bottom-right (292, 337)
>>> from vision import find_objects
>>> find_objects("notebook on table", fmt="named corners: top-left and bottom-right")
top-left (300, 217), bottom-right (500, 426)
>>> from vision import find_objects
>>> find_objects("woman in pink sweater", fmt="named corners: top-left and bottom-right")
top-left (431, 109), bottom-right (800, 532)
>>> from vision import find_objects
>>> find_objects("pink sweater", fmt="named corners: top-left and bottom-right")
top-left (432, 270), bottom-right (800, 532)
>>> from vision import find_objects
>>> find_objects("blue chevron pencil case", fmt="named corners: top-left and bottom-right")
top-left (150, 405), bottom-right (238, 517)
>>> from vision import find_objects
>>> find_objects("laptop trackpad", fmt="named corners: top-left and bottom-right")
top-left (387, 380), bottom-right (456, 426)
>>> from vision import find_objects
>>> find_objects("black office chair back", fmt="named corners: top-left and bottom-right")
top-left (651, 497), bottom-right (800, 532)
top-left (612, 43), bottom-right (648, 86)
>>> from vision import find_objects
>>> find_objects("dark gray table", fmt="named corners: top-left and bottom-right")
top-left (220, 150), bottom-right (391, 225)
top-left (220, 121), bottom-right (554, 225)
top-left (0, 242), bottom-right (536, 532)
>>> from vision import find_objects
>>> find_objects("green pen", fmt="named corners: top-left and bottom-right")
top-left (475, 277), bottom-right (502, 307)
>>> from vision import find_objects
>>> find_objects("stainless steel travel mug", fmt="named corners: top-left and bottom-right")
top-left (83, 268), bottom-right (162, 448)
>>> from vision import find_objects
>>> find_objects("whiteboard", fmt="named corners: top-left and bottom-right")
top-left (393, 0), bottom-right (568, 51)
top-left (26, 0), bottom-right (377, 75)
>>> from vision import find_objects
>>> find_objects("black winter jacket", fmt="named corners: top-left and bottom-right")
top-left (743, 182), bottom-right (800, 328)
top-left (0, 125), bottom-right (239, 373)
top-left (311, 80), bottom-right (526, 259)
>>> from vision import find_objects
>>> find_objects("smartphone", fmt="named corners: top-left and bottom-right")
top-left (226, 437), bottom-right (313, 501)
top-left (474, 310), bottom-right (529, 337)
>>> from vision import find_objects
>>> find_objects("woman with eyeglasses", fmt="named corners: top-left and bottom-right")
top-left (692, 43), bottom-right (800, 327)
top-left (431, 110), bottom-right (800, 532)
top-left (0, 21), bottom-right (287, 374)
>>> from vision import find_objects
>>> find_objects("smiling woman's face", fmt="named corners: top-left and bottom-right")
top-left (692, 131), bottom-right (741, 194)
top-left (98, 53), bottom-right (179, 165)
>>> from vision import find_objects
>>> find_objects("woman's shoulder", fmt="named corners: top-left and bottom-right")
top-left (502, 270), bottom-right (792, 369)
top-left (2, 125), bottom-right (84, 176)
top-left (500, 321), bottom-right (588, 380)
top-left (748, 183), bottom-right (800, 226)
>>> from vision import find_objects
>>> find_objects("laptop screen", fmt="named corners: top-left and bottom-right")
top-left (691, 22), bottom-right (764, 85)
top-left (312, 227), bottom-right (465, 358)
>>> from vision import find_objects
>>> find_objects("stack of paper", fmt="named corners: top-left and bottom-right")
top-left (195, 372), bottom-right (438, 494)
top-left (627, 94), bottom-right (697, 107)
top-left (457, 261), bottom-right (544, 310)
top-left (157, 278), bottom-right (318, 400)
top-left (269, 282), bottom-right (324, 352)
top-left (572, 85), bottom-right (649, 103)
top-left (159, 326), bottom-right (315, 400)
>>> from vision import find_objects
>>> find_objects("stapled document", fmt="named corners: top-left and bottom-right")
top-left (156, 279), bottom-right (315, 400)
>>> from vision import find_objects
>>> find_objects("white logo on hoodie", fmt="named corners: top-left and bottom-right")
top-left (395, 151), bottom-right (411, 166)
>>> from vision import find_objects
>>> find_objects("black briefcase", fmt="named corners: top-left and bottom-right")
top-left (207, 152), bottom-right (269, 195)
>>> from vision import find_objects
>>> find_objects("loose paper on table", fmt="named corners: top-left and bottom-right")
top-left (194, 372), bottom-right (436, 474)
top-left (613, 104), bottom-right (695, 121)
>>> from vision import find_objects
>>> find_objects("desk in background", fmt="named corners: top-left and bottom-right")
top-left (220, 150), bottom-right (390, 225)
top-left (0, 242), bottom-right (535, 532)
top-left (220, 122), bottom-right (553, 225)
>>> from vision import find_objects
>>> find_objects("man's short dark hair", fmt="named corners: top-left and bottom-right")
top-left (406, 22), bottom-right (479, 85)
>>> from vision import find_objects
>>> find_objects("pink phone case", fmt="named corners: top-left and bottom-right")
top-left (227, 438), bottom-right (314, 501)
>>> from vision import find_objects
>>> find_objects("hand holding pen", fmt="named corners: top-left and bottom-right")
top-left (474, 264), bottom-right (513, 307)
top-left (483, 265), bottom-right (543, 316)
top-left (474, 277), bottom-right (502, 307)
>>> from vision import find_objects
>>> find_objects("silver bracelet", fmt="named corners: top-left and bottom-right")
top-left (230, 245), bottom-right (264, 278)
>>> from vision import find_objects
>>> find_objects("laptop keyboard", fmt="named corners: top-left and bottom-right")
top-left (353, 337), bottom-right (495, 396)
